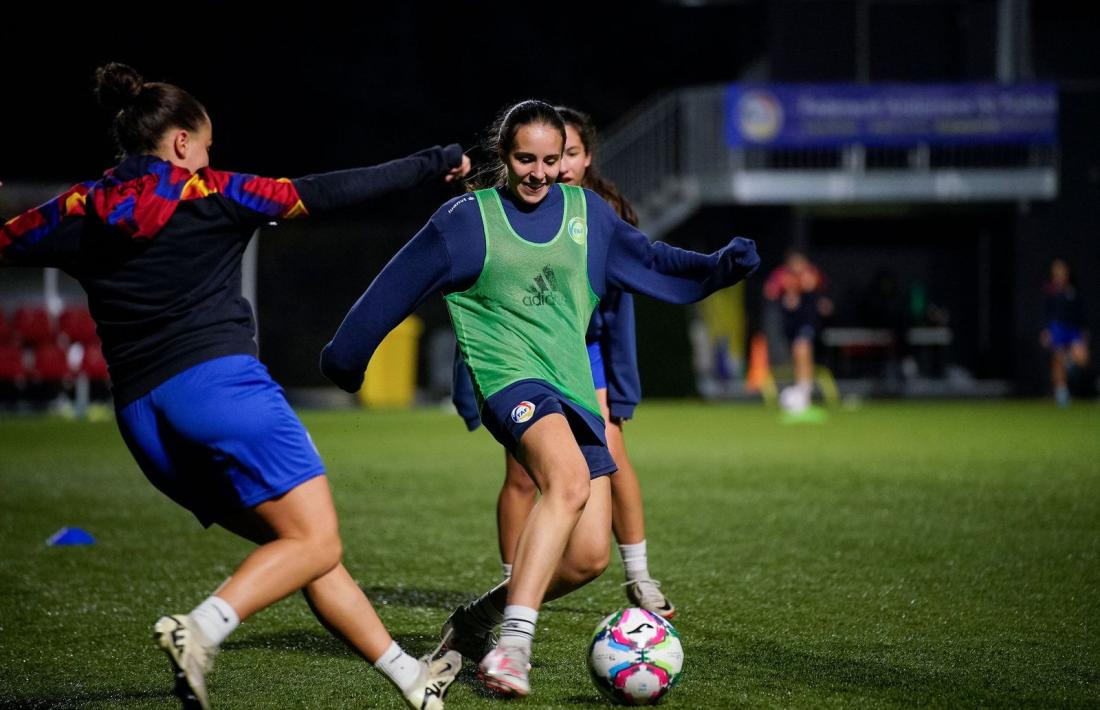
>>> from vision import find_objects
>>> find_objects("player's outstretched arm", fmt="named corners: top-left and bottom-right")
top-left (292, 144), bottom-right (468, 214)
top-left (1, 184), bottom-right (91, 268)
top-left (605, 214), bottom-right (759, 304)
top-left (320, 221), bottom-right (453, 393)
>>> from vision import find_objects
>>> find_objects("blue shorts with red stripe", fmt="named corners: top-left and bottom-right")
top-left (116, 354), bottom-right (325, 527)
top-left (480, 379), bottom-right (617, 479)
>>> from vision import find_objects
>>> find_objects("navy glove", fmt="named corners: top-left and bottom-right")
top-left (723, 236), bottom-right (761, 281)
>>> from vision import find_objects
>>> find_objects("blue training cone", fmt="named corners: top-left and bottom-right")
top-left (46, 527), bottom-right (96, 546)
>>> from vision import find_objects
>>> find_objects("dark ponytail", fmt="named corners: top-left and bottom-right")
top-left (95, 62), bottom-right (208, 159)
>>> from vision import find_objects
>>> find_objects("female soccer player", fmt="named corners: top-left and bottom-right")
top-left (321, 99), bottom-right (759, 697)
top-left (1041, 258), bottom-right (1089, 406)
top-left (452, 106), bottom-right (675, 618)
top-left (763, 248), bottom-right (833, 409)
top-left (1, 63), bottom-right (469, 710)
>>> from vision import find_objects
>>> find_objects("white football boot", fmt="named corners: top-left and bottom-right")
top-left (403, 649), bottom-right (462, 710)
top-left (624, 579), bottom-right (677, 619)
top-left (153, 614), bottom-right (217, 710)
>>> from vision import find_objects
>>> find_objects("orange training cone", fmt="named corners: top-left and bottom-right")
top-left (745, 331), bottom-right (771, 393)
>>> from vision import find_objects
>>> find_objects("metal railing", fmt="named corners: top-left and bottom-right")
top-left (600, 85), bottom-right (1059, 238)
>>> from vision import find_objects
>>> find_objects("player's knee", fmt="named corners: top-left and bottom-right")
top-left (550, 471), bottom-right (590, 513)
top-left (561, 547), bottom-right (609, 586)
top-left (320, 537), bottom-right (343, 574)
top-left (305, 527), bottom-right (343, 573)
top-left (504, 473), bottom-right (538, 497)
top-left (578, 548), bottom-right (610, 582)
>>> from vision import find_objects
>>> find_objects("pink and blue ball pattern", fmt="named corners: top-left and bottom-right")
top-left (588, 608), bottom-right (684, 706)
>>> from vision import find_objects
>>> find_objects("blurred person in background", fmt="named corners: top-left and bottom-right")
top-left (763, 248), bottom-right (832, 410)
top-left (1041, 258), bottom-right (1089, 406)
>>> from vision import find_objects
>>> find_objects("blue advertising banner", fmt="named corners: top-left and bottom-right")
top-left (725, 83), bottom-right (1058, 148)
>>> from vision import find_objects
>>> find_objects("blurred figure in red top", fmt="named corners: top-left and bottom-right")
top-left (763, 249), bottom-right (833, 410)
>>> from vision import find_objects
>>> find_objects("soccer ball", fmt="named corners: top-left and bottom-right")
top-left (587, 608), bottom-right (684, 705)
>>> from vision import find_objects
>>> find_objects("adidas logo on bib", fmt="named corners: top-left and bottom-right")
top-left (523, 265), bottom-right (560, 306)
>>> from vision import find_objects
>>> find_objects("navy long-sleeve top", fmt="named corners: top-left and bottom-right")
top-left (1, 144), bottom-right (464, 406)
top-left (1043, 282), bottom-right (1086, 329)
top-left (589, 289), bottom-right (640, 419)
top-left (321, 184), bottom-right (759, 395)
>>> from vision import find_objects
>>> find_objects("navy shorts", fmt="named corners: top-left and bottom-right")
top-left (481, 379), bottom-right (617, 478)
top-left (1048, 322), bottom-right (1084, 349)
top-left (588, 341), bottom-right (608, 390)
top-left (782, 293), bottom-right (820, 343)
top-left (116, 355), bottom-right (325, 527)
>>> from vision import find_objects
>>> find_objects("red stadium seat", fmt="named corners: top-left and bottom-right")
top-left (14, 306), bottom-right (56, 347)
top-left (0, 310), bottom-right (12, 343)
top-left (0, 343), bottom-right (27, 381)
top-left (32, 343), bottom-right (71, 383)
top-left (80, 342), bottom-right (110, 382)
top-left (0, 343), bottom-right (27, 402)
top-left (59, 307), bottom-right (99, 346)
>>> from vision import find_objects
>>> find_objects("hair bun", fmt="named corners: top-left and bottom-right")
top-left (95, 62), bottom-right (144, 113)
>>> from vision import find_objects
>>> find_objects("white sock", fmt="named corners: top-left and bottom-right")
top-left (797, 379), bottom-right (813, 396)
top-left (189, 595), bottom-right (239, 646)
top-left (501, 562), bottom-right (513, 579)
top-left (374, 641), bottom-right (422, 693)
top-left (499, 605), bottom-right (538, 654)
top-left (619, 540), bottom-right (651, 582)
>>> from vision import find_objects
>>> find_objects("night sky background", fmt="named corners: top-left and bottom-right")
top-left (4, 2), bottom-right (1099, 394)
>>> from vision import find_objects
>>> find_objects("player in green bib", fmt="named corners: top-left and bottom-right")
top-left (446, 181), bottom-right (600, 419)
top-left (322, 100), bottom-right (760, 697)
top-left (451, 106), bottom-right (679, 621)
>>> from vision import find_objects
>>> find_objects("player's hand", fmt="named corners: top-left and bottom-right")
top-left (445, 154), bottom-right (472, 183)
top-left (320, 344), bottom-right (365, 393)
top-left (726, 237), bottom-right (761, 278)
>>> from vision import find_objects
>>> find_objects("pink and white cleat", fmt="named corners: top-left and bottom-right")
top-left (477, 644), bottom-right (531, 697)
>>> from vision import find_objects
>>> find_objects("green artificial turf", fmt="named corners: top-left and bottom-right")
top-left (0, 401), bottom-right (1096, 708)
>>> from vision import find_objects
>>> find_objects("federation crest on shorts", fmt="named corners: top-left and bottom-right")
top-left (511, 400), bottom-right (536, 423)
top-left (568, 216), bottom-right (587, 245)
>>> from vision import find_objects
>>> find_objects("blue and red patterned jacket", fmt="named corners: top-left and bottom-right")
top-left (2, 145), bottom-right (463, 405)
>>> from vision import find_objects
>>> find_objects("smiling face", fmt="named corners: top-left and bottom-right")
top-left (504, 122), bottom-right (564, 205)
